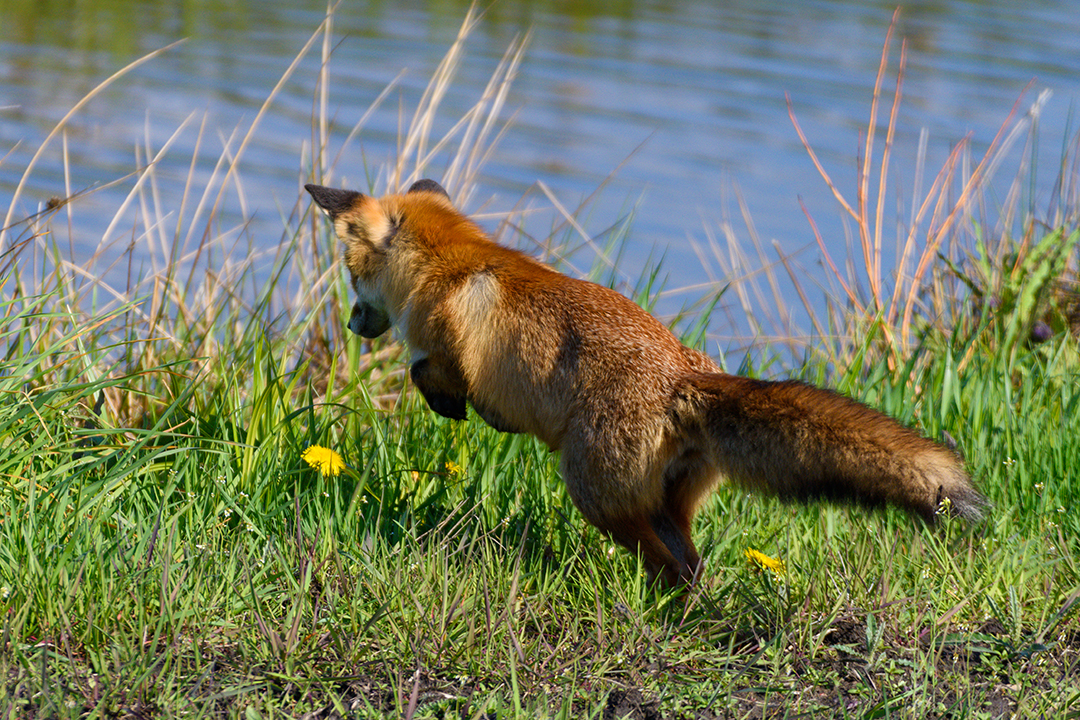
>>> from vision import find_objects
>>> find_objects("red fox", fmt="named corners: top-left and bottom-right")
top-left (306, 179), bottom-right (988, 588)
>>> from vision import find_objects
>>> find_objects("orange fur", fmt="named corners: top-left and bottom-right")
top-left (307, 180), bottom-right (988, 588)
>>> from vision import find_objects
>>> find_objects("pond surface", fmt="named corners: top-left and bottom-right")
top-left (2, 0), bottom-right (1078, 353)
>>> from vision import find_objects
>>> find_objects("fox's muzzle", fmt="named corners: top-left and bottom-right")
top-left (349, 302), bottom-right (391, 338)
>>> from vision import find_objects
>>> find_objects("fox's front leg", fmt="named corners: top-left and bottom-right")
top-left (410, 355), bottom-right (467, 421)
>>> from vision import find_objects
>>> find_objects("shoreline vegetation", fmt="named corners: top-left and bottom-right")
top-left (3, 8), bottom-right (1079, 719)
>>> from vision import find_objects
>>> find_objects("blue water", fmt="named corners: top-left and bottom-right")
top-left (2, 0), bottom-right (1078, 355)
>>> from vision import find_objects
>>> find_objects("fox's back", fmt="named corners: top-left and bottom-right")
top-left (438, 242), bottom-right (693, 447)
top-left (388, 191), bottom-right (707, 455)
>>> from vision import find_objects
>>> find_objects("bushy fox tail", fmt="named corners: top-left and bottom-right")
top-left (681, 373), bottom-right (988, 523)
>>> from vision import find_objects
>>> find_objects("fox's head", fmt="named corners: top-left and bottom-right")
top-left (305, 179), bottom-right (453, 339)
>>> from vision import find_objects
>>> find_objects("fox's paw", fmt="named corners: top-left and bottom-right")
top-left (422, 391), bottom-right (468, 421)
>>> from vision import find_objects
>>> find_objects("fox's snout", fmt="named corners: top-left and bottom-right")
top-left (348, 302), bottom-right (391, 338)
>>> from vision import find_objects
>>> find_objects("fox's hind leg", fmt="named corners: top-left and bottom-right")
top-left (561, 431), bottom-right (706, 588)
top-left (561, 463), bottom-right (686, 587)
top-left (579, 497), bottom-right (702, 588)
top-left (597, 514), bottom-right (688, 588)
top-left (647, 511), bottom-right (701, 586)
top-left (650, 450), bottom-right (722, 585)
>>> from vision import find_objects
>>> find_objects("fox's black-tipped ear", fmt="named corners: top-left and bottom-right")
top-left (407, 179), bottom-right (450, 199)
top-left (305, 184), bottom-right (362, 218)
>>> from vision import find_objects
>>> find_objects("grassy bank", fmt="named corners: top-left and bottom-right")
top-left (2, 9), bottom-right (1079, 720)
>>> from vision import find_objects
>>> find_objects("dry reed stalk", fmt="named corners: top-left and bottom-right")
top-left (2, 3), bottom-right (538, 424)
top-left (787, 7), bottom-right (1032, 364)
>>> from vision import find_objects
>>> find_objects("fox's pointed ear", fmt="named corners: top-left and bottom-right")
top-left (407, 179), bottom-right (450, 199)
top-left (305, 184), bottom-right (362, 218)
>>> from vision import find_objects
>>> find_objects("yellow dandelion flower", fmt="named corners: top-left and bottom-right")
top-left (745, 548), bottom-right (785, 576)
top-left (444, 460), bottom-right (463, 479)
top-left (301, 445), bottom-right (346, 477)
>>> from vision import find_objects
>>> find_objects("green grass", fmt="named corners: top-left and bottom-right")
top-left (2, 8), bottom-right (1079, 720)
